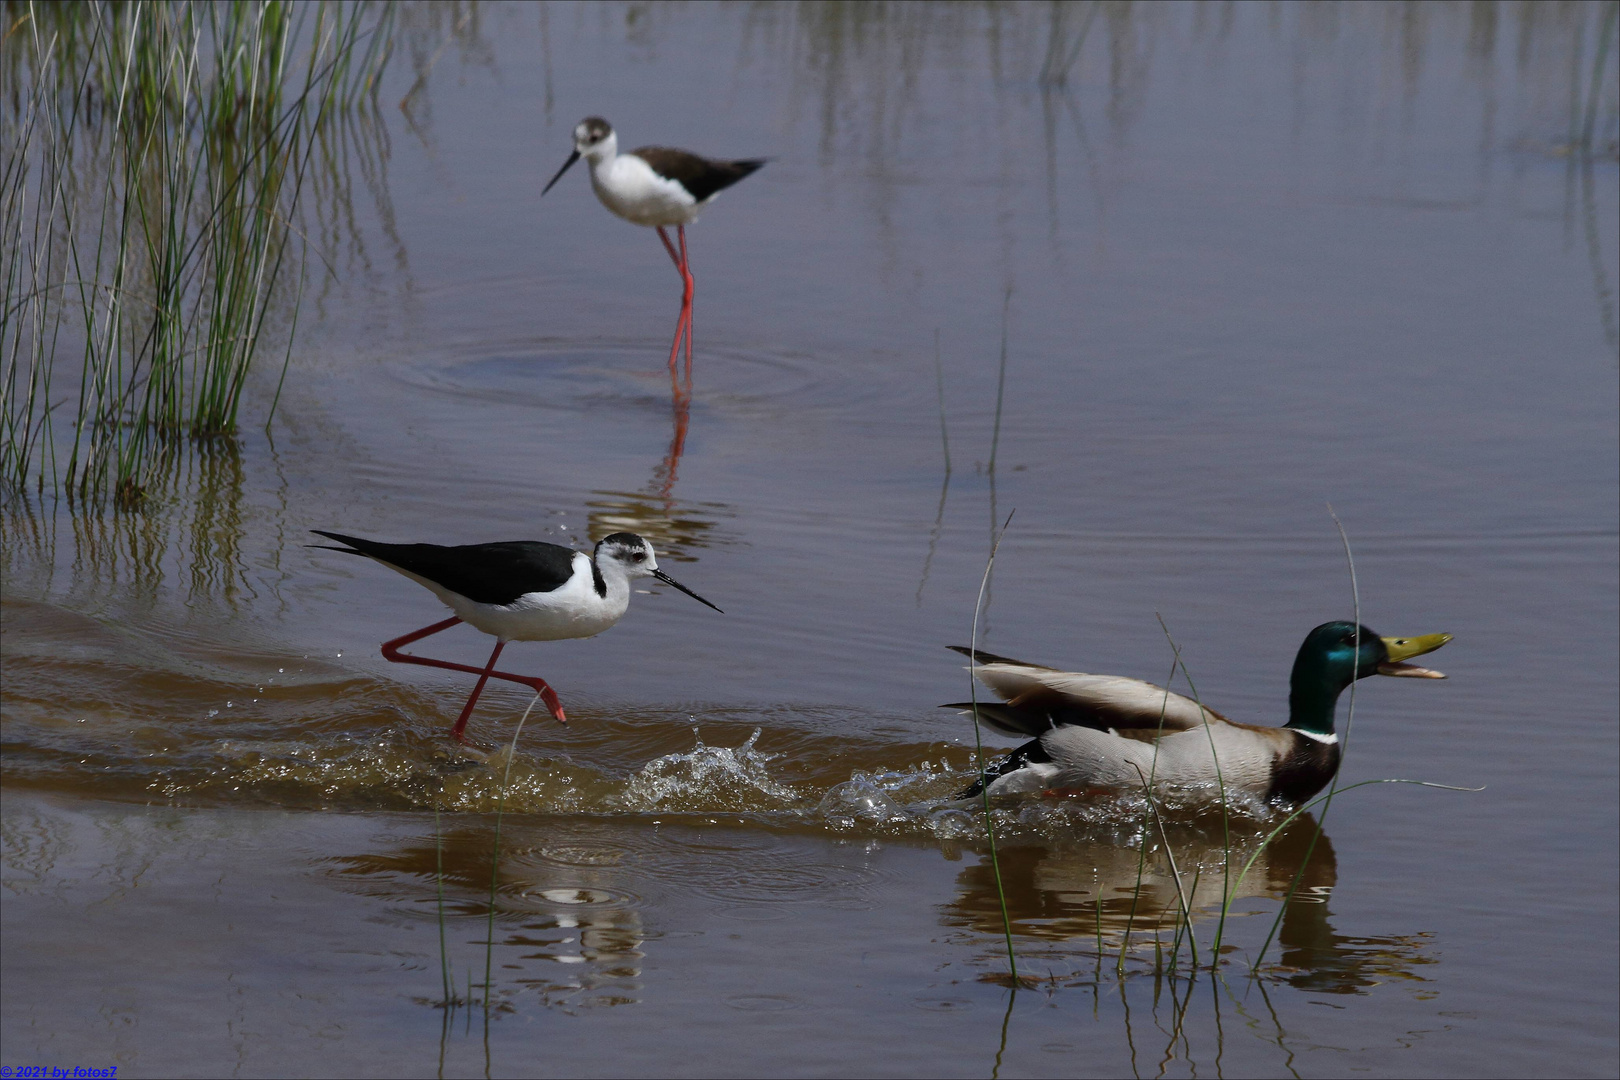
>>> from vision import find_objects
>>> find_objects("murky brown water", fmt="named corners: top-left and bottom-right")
top-left (4, 3), bottom-right (1618, 1076)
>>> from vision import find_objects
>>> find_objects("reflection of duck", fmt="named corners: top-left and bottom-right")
top-left (946, 817), bottom-right (1328, 942)
top-left (947, 623), bottom-right (1451, 804)
top-left (943, 820), bottom-right (1433, 993)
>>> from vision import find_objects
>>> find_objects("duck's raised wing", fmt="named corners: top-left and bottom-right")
top-left (945, 646), bottom-right (1229, 740)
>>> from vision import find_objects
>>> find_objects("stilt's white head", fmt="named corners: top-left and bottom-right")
top-left (592, 532), bottom-right (722, 612)
top-left (572, 116), bottom-right (616, 162)
top-left (542, 116), bottom-right (616, 196)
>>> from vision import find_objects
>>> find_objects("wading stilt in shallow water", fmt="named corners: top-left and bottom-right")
top-left (542, 117), bottom-right (767, 380)
top-left (312, 530), bottom-right (721, 743)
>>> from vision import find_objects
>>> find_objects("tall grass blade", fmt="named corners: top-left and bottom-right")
top-left (1580, 1), bottom-right (1617, 150)
top-left (933, 328), bottom-right (951, 475)
top-left (435, 802), bottom-right (451, 1008)
top-left (1129, 762), bottom-right (1197, 970)
top-left (968, 508), bottom-right (1018, 982)
top-left (1155, 614), bottom-right (1233, 969)
top-left (986, 287), bottom-right (1010, 476)
top-left (1245, 508), bottom-right (1485, 974)
top-left (1117, 652), bottom-right (1179, 974)
top-left (1247, 509), bottom-right (1361, 972)
top-left (482, 691), bottom-right (541, 1016)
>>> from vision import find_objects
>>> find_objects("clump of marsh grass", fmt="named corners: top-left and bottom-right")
top-left (1, 0), bottom-right (394, 505)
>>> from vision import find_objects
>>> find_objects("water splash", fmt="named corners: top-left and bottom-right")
top-left (616, 728), bottom-right (804, 814)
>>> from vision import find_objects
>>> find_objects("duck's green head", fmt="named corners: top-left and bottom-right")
top-left (1287, 621), bottom-right (1451, 735)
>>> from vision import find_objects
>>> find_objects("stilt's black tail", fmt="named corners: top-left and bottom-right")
top-left (308, 529), bottom-right (375, 556)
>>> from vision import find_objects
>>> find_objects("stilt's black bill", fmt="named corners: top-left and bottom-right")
top-left (653, 569), bottom-right (722, 613)
top-left (542, 149), bottom-right (581, 196)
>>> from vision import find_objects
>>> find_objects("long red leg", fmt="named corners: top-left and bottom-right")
top-left (379, 617), bottom-right (567, 736)
top-left (665, 305), bottom-right (691, 376)
top-left (657, 226), bottom-right (694, 376)
top-left (677, 225), bottom-right (693, 380)
top-left (657, 226), bottom-right (682, 270)
top-left (450, 640), bottom-right (505, 742)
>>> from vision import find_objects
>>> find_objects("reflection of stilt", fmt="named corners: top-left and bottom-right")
top-left (649, 224), bottom-right (695, 504)
top-left (653, 363), bottom-right (692, 503)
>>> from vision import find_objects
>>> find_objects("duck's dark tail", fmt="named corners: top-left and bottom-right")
top-left (955, 736), bottom-right (1050, 799)
top-left (945, 644), bottom-right (1056, 669)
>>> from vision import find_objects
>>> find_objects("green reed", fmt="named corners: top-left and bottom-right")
top-left (1116, 648), bottom-right (1182, 974)
top-left (967, 509), bottom-right (1018, 984)
top-left (1155, 615), bottom-right (1234, 965)
top-left (0, 0), bottom-right (393, 504)
top-left (434, 804), bottom-right (452, 1009)
top-left (480, 691), bottom-right (539, 1015)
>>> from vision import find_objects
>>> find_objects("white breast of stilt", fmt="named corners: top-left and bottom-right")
top-left (404, 552), bottom-right (633, 643)
top-left (589, 152), bottom-right (701, 227)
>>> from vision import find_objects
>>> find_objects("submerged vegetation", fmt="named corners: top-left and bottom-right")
top-left (0, 0), bottom-right (394, 505)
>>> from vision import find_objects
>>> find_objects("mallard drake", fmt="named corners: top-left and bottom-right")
top-left (945, 622), bottom-right (1451, 805)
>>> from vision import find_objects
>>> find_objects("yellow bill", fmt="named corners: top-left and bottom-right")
top-left (1377, 633), bottom-right (1452, 678)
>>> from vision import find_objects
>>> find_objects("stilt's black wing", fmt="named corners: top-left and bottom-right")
top-left (310, 531), bottom-right (580, 605)
top-left (632, 147), bottom-right (767, 203)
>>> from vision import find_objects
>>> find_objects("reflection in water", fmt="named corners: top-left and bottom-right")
top-left (585, 366), bottom-right (740, 562)
top-left (944, 817), bottom-right (1433, 995)
top-left (585, 484), bottom-right (735, 564)
top-left (307, 107), bottom-right (411, 312)
top-left (729, 1), bottom-right (1619, 339)
top-left (328, 821), bottom-right (646, 1012)
top-left (395, 2), bottom-right (492, 150)
top-left (655, 367), bottom-right (693, 500)
top-left (915, 335), bottom-right (952, 605)
top-left (1579, 156), bottom-right (1619, 353)
top-left (3, 437), bottom-right (260, 610)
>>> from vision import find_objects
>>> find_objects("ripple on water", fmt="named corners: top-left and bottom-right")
top-left (688, 859), bottom-right (883, 905)
top-left (642, 824), bottom-right (892, 916)
top-left (390, 339), bottom-right (877, 420)
top-left (536, 844), bottom-right (629, 867)
top-left (724, 994), bottom-right (799, 1012)
top-left (912, 997), bottom-right (974, 1013)
top-left (523, 887), bottom-right (623, 906)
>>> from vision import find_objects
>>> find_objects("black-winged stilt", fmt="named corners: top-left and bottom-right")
top-left (311, 530), bottom-right (721, 742)
top-left (541, 116), bottom-right (766, 376)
